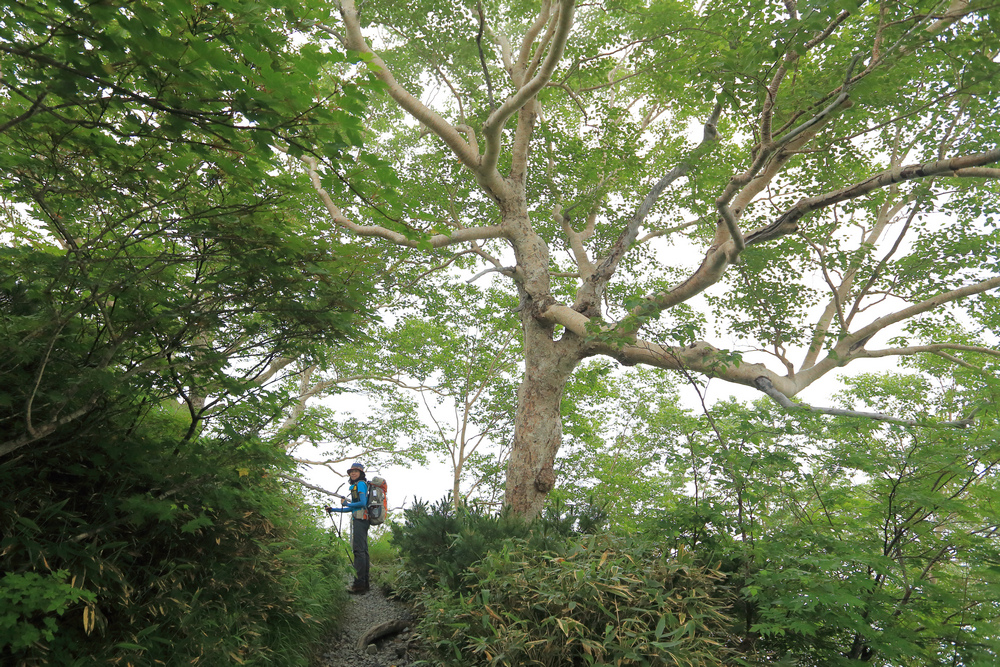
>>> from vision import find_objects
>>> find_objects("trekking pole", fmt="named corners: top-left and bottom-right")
top-left (324, 497), bottom-right (354, 564)
top-left (325, 505), bottom-right (343, 539)
top-left (340, 510), bottom-right (353, 563)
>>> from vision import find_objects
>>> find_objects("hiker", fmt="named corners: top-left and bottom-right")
top-left (324, 462), bottom-right (371, 594)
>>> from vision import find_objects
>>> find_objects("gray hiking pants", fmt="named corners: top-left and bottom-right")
top-left (351, 517), bottom-right (370, 587)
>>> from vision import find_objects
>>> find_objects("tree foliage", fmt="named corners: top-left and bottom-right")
top-left (1, 0), bottom-right (383, 458)
top-left (1, 1), bottom-right (379, 663)
top-left (302, 0), bottom-right (1000, 517)
top-left (549, 366), bottom-right (1000, 665)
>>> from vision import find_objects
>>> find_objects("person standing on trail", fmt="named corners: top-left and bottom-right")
top-left (324, 462), bottom-right (370, 594)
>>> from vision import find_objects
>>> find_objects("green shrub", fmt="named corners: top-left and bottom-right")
top-left (391, 496), bottom-right (608, 596)
top-left (418, 534), bottom-right (735, 666)
top-left (366, 527), bottom-right (403, 591)
top-left (0, 410), bottom-right (351, 667)
top-left (389, 498), bottom-right (731, 665)
top-left (390, 498), bottom-right (530, 593)
top-left (369, 528), bottom-right (398, 562)
top-left (0, 571), bottom-right (95, 653)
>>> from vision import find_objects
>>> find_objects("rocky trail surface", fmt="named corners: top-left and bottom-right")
top-left (313, 585), bottom-right (423, 667)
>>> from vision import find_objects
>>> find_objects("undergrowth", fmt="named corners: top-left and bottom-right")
top-left (1, 406), bottom-right (351, 667)
top-left (390, 498), bottom-right (735, 666)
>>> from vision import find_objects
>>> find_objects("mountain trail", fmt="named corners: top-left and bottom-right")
top-left (313, 585), bottom-right (423, 667)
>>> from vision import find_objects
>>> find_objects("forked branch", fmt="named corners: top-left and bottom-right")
top-left (300, 156), bottom-right (506, 248)
top-left (482, 0), bottom-right (576, 175)
top-left (796, 274), bottom-right (1000, 386)
top-left (338, 0), bottom-right (487, 180)
top-left (577, 102), bottom-right (722, 310)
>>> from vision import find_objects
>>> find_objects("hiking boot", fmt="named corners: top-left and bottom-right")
top-left (347, 583), bottom-right (369, 594)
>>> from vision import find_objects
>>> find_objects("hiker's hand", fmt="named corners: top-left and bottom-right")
top-left (340, 498), bottom-right (348, 505)
top-left (323, 506), bottom-right (333, 513)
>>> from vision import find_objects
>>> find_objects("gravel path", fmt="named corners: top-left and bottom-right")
top-left (314, 586), bottom-right (422, 667)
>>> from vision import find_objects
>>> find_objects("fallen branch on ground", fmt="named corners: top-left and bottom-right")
top-left (356, 619), bottom-right (410, 652)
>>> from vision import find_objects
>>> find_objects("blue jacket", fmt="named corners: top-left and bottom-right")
top-left (330, 479), bottom-right (368, 520)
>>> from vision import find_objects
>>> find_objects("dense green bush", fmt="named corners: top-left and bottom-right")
top-left (390, 496), bottom-right (607, 595)
top-left (367, 528), bottom-right (405, 592)
top-left (418, 534), bottom-right (735, 666)
top-left (0, 408), bottom-right (350, 667)
top-left (389, 498), bottom-right (733, 666)
top-left (390, 498), bottom-right (533, 593)
top-left (0, 571), bottom-right (95, 652)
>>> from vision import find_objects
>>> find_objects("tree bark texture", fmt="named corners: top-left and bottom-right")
top-left (503, 302), bottom-right (582, 518)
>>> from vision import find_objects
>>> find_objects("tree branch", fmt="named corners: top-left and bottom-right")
top-left (754, 377), bottom-right (976, 428)
top-left (761, 10), bottom-right (852, 144)
top-left (275, 473), bottom-right (345, 498)
top-left (0, 394), bottom-right (102, 458)
top-left (577, 103), bottom-right (722, 310)
top-left (558, 199), bottom-right (600, 282)
top-left (745, 148), bottom-right (1000, 246)
top-left (859, 343), bottom-right (1000, 364)
top-left (467, 265), bottom-right (516, 283)
top-left (476, 1), bottom-right (497, 111)
top-left (338, 0), bottom-right (486, 178)
top-left (512, 0), bottom-right (555, 86)
top-left (482, 0), bottom-right (575, 176)
top-left (795, 274), bottom-right (1000, 387)
top-left (300, 156), bottom-right (505, 248)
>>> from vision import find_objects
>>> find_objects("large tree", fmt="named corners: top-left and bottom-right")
top-left (306, 0), bottom-right (1000, 517)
